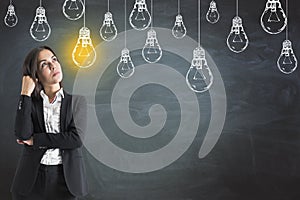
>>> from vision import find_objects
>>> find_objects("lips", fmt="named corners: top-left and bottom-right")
top-left (53, 71), bottom-right (60, 77)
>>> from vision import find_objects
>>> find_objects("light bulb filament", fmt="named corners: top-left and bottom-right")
top-left (122, 62), bottom-right (131, 71)
top-left (36, 22), bottom-right (45, 32)
top-left (79, 47), bottom-right (90, 57)
top-left (135, 11), bottom-right (145, 21)
top-left (69, 0), bottom-right (79, 10)
top-left (268, 11), bottom-right (280, 22)
top-left (283, 54), bottom-right (292, 64)
top-left (193, 70), bottom-right (206, 80)
top-left (105, 25), bottom-right (113, 33)
top-left (7, 17), bottom-right (14, 22)
top-left (148, 46), bottom-right (158, 54)
top-left (176, 25), bottom-right (183, 31)
top-left (233, 34), bottom-right (243, 43)
top-left (210, 12), bottom-right (217, 18)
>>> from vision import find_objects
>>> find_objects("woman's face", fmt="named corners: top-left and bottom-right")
top-left (37, 49), bottom-right (63, 87)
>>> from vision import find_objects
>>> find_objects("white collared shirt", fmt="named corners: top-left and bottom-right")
top-left (39, 88), bottom-right (64, 165)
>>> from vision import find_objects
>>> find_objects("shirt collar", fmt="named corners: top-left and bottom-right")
top-left (40, 88), bottom-right (64, 102)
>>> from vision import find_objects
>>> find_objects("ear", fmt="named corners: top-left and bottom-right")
top-left (35, 72), bottom-right (41, 81)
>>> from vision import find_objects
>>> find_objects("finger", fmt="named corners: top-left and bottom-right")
top-left (23, 76), bottom-right (30, 81)
top-left (16, 139), bottom-right (24, 144)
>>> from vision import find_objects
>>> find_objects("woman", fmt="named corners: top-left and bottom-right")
top-left (11, 46), bottom-right (88, 200)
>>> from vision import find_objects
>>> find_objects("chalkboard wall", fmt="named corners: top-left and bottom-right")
top-left (1, 0), bottom-right (300, 199)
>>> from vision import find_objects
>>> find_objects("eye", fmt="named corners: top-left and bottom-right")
top-left (52, 57), bottom-right (58, 62)
top-left (40, 62), bottom-right (48, 68)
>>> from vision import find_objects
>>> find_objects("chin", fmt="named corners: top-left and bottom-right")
top-left (54, 75), bottom-right (63, 83)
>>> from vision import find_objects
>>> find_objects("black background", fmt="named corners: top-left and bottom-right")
top-left (1, 0), bottom-right (300, 199)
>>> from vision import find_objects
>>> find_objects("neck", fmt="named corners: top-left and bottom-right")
top-left (44, 84), bottom-right (61, 100)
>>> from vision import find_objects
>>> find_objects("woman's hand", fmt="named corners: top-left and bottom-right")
top-left (21, 76), bottom-right (36, 96)
top-left (16, 137), bottom-right (33, 146)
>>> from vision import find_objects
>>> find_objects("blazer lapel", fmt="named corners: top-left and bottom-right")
top-left (34, 90), bottom-right (70, 133)
top-left (60, 91), bottom-right (70, 132)
top-left (35, 98), bottom-right (46, 132)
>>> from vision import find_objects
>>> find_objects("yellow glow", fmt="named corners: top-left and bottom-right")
top-left (58, 27), bottom-right (105, 72)
top-left (72, 43), bottom-right (96, 68)
top-left (59, 33), bottom-right (78, 71)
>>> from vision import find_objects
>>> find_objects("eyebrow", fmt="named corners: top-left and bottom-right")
top-left (37, 55), bottom-right (56, 65)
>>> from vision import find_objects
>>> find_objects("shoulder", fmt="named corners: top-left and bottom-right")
top-left (63, 90), bottom-right (86, 101)
top-left (71, 94), bottom-right (86, 103)
top-left (64, 91), bottom-right (87, 109)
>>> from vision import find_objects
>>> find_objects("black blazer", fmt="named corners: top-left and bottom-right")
top-left (11, 91), bottom-right (88, 197)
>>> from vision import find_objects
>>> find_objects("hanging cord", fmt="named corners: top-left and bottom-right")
top-left (10, 0), bottom-right (12, 5)
top-left (198, 0), bottom-right (200, 47)
top-left (108, 0), bottom-right (110, 12)
top-left (40, 0), bottom-right (42, 7)
top-left (83, 0), bottom-right (86, 27)
top-left (178, 0), bottom-right (180, 14)
top-left (151, 0), bottom-right (153, 28)
top-left (286, 0), bottom-right (288, 40)
top-left (236, 0), bottom-right (238, 16)
top-left (125, 0), bottom-right (127, 47)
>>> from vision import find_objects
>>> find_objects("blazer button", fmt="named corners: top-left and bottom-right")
top-left (18, 101), bottom-right (22, 110)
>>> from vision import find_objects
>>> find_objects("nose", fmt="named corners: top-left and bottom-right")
top-left (49, 61), bottom-right (56, 70)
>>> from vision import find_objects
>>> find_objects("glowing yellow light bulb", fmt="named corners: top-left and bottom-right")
top-left (72, 27), bottom-right (96, 68)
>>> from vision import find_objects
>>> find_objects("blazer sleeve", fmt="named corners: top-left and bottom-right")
top-left (32, 95), bottom-right (87, 150)
top-left (14, 95), bottom-right (33, 140)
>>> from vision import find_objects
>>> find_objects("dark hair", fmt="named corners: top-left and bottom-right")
top-left (22, 46), bottom-right (62, 99)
